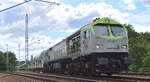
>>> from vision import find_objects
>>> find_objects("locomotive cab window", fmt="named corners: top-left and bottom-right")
top-left (84, 31), bottom-right (86, 39)
top-left (94, 25), bottom-right (109, 36)
top-left (83, 30), bottom-right (89, 39)
top-left (111, 26), bottom-right (124, 36)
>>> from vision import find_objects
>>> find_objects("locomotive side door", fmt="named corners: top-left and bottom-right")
top-left (81, 26), bottom-right (90, 55)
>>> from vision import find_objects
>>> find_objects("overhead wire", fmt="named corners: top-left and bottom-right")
top-left (35, 0), bottom-right (60, 5)
top-left (0, 0), bottom-right (32, 12)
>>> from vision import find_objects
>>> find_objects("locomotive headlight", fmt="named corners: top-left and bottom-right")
top-left (96, 44), bottom-right (102, 49)
top-left (96, 45), bottom-right (100, 49)
top-left (122, 45), bottom-right (127, 49)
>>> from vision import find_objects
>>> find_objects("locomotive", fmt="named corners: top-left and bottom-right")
top-left (29, 17), bottom-right (131, 75)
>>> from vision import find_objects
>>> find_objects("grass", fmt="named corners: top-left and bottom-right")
top-left (15, 70), bottom-right (36, 74)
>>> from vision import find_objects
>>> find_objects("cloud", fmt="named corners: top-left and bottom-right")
top-left (141, 0), bottom-right (150, 7)
top-left (133, 24), bottom-right (150, 33)
top-left (129, 9), bottom-right (150, 24)
top-left (0, 32), bottom-right (65, 61)
top-left (46, 2), bottom-right (129, 28)
top-left (122, 0), bottom-right (134, 4)
top-left (0, 36), bottom-right (19, 52)
top-left (0, 1), bottom-right (130, 38)
top-left (10, 0), bottom-right (25, 3)
top-left (22, 34), bottom-right (65, 60)
top-left (0, 19), bottom-right (25, 37)
top-left (122, 0), bottom-right (136, 10)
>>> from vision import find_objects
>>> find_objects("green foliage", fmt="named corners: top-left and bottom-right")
top-left (125, 24), bottom-right (150, 72)
top-left (0, 51), bottom-right (17, 71)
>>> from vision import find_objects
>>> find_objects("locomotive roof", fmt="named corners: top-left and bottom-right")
top-left (47, 39), bottom-right (66, 50)
top-left (67, 30), bottom-right (80, 40)
top-left (91, 17), bottom-right (122, 26)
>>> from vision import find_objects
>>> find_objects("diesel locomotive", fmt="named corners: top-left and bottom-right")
top-left (29, 17), bottom-right (131, 75)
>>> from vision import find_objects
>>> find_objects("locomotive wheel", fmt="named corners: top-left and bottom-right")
top-left (106, 73), bottom-right (112, 76)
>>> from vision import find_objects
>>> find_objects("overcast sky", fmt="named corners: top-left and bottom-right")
top-left (0, 0), bottom-right (150, 61)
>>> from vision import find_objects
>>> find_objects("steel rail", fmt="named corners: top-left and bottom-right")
top-left (108, 75), bottom-right (150, 81)
top-left (119, 72), bottom-right (150, 76)
top-left (113, 72), bottom-right (150, 81)
top-left (5, 72), bottom-right (150, 82)
top-left (6, 72), bottom-right (99, 82)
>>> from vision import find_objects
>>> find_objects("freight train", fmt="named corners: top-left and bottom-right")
top-left (28, 17), bottom-right (131, 75)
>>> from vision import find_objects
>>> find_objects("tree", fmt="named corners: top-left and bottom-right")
top-left (126, 24), bottom-right (150, 72)
top-left (0, 51), bottom-right (17, 71)
top-left (124, 24), bottom-right (139, 38)
top-left (0, 51), bottom-right (7, 70)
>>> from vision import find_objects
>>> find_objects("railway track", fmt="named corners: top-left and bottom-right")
top-left (113, 72), bottom-right (150, 81)
top-left (6, 72), bottom-right (99, 82)
top-left (117, 72), bottom-right (150, 76)
top-left (4, 72), bottom-right (150, 82)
